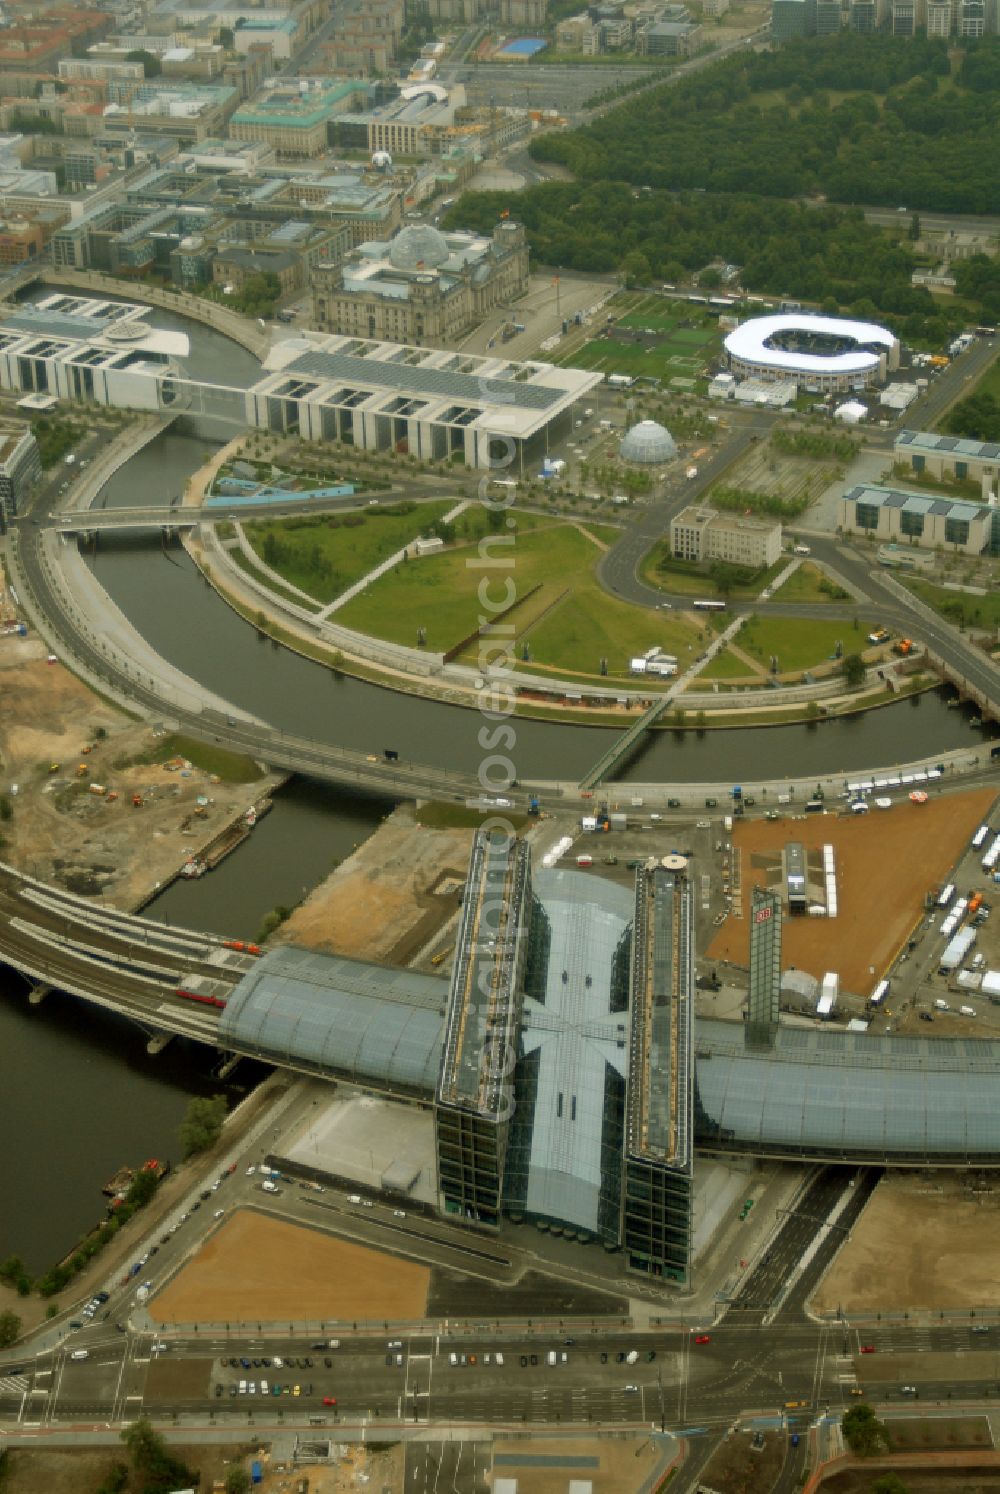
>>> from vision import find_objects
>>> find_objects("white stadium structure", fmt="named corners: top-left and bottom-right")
top-left (724, 312), bottom-right (900, 392)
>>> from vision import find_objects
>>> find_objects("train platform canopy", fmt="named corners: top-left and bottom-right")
top-left (694, 1019), bottom-right (1000, 1165)
top-left (219, 944), bottom-right (447, 1095)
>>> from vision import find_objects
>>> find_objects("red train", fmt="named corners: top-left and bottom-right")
top-left (176, 987), bottom-right (228, 1010)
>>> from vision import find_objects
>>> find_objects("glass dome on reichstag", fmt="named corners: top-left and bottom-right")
top-left (388, 224), bottom-right (451, 271)
top-left (619, 419), bottom-right (678, 465)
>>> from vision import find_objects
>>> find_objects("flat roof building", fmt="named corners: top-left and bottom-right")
top-left (895, 428), bottom-right (1000, 491)
top-left (248, 330), bottom-right (603, 470)
top-left (230, 79), bottom-right (368, 158)
top-left (436, 830), bottom-right (531, 1230)
top-left (0, 418), bottom-right (40, 533)
top-left (841, 483), bottom-right (997, 556)
top-left (670, 503), bottom-right (783, 570)
top-left (623, 866), bottom-right (694, 1282)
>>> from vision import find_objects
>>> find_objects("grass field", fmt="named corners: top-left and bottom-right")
top-left (640, 544), bottom-right (788, 599)
top-left (697, 647), bottom-right (762, 681)
top-left (337, 521), bottom-right (706, 682)
top-left (903, 575), bottom-right (1000, 630)
top-left (243, 501), bottom-right (553, 607)
top-left (560, 294), bottom-right (724, 385)
top-left (738, 614), bottom-right (868, 673)
top-left (771, 561), bottom-right (849, 604)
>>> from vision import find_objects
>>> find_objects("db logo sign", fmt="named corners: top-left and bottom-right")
top-left (754, 906), bottom-right (772, 924)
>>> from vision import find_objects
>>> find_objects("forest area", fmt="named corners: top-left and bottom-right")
top-left (443, 35), bottom-right (1000, 345)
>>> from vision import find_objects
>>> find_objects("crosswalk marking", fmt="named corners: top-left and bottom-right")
top-left (0, 1375), bottom-right (29, 1396)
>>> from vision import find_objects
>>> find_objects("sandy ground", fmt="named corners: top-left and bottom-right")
top-left (278, 804), bottom-right (472, 964)
top-left (707, 789), bottom-right (996, 994)
top-left (0, 1443), bottom-right (265, 1494)
top-left (492, 1434), bottom-right (667, 1494)
top-left (812, 1173), bottom-right (1000, 1314)
top-left (0, 634), bottom-right (277, 907)
top-left (151, 1209), bottom-right (430, 1325)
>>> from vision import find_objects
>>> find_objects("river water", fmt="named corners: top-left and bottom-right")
top-left (2, 292), bottom-right (994, 1271)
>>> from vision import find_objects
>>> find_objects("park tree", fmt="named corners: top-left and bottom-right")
top-left (126, 49), bottom-right (162, 77)
top-left (226, 1469), bottom-right (252, 1494)
top-left (121, 1416), bottom-right (197, 1493)
top-left (841, 653), bottom-right (866, 689)
top-left (842, 1403), bottom-right (890, 1457)
top-left (621, 250), bottom-right (651, 288)
top-left (0, 1310), bottom-right (21, 1347)
top-left (872, 1476), bottom-right (909, 1494)
top-left (179, 1094), bottom-right (228, 1159)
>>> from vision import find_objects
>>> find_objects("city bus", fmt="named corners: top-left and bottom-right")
top-left (971, 824), bottom-right (990, 850)
top-left (693, 599), bottom-right (727, 611)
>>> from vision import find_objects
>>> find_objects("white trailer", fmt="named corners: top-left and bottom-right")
top-left (940, 926), bottom-right (976, 972)
top-left (816, 971), bottom-right (838, 1019)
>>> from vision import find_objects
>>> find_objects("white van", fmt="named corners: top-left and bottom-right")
top-left (547, 1350), bottom-right (557, 1366)
top-left (260, 1379), bottom-right (269, 1395)
top-left (960, 1005), bottom-right (977, 1017)
top-left (449, 1352), bottom-right (458, 1367)
top-left (626, 1349), bottom-right (639, 1364)
top-left (851, 800), bottom-right (869, 814)
top-left (934, 999), bottom-right (950, 1011)
top-left (495, 1352), bottom-right (504, 1367)
top-left (238, 1379), bottom-right (247, 1395)
top-left (70, 1349), bottom-right (89, 1361)
top-left (262, 1179), bottom-right (278, 1194)
top-left (793, 544), bottom-right (811, 555)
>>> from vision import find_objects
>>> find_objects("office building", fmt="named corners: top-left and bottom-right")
top-left (841, 483), bottom-right (997, 556)
top-left (670, 504), bottom-right (783, 569)
top-left (894, 429), bottom-right (1000, 489)
top-left (435, 831), bottom-right (531, 1230)
top-left (0, 419), bottom-right (40, 530)
top-left (771, 0), bottom-right (816, 36)
top-left (229, 79), bottom-right (368, 158)
top-left (622, 865), bottom-right (694, 1283)
top-left (748, 886), bottom-right (782, 1048)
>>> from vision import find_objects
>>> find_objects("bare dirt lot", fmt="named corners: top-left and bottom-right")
top-left (707, 789), bottom-right (995, 993)
top-left (0, 635), bottom-right (274, 908)
top-left (277, 804), bottom-right (472, 964)
top-left (696, 1427), bottom-right (787, 1493)
top-left (812, 1173), bottom-right (1000, 1314)
top-left (492, 1433), bottom-right (667, 1493)
top-left (0, 1442), bottom-right (261, 1494)
top-left (151, 1209), bottom-right (430, 1325)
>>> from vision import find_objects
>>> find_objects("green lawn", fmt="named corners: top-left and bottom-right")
top-left (243, 502), bottom-right (548, 606)
top-left (902, 575), bottom-right (1000, 629)
top-left (738, 615), bottom-right (866, 673)
top-left (697, 647), bottom-right (762, 681)
top-left (640, 543), bottom-right (788, 599)
top-left (337, 522), bottom-right (705, 681)
top-left (771, 561), bottom-right (850, 604)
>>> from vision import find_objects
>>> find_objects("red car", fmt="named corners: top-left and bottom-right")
top-left (860, 1345), bottom-right (876, 1354)
top-left (694, 1334), bottom-right (711, 1345)
top-left (322, 1396), bottom-right (337, 1406)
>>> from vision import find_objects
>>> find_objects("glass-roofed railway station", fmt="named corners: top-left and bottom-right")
top-left (218, 829), bottom-right (1000, 1287)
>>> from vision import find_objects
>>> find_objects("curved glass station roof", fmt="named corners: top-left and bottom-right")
top-left (694, 1020), bottom-right (1000, 1164)
top-left (220, 944), bottom-right (1000, 1167)
top-left (219, 945), bottom-right (446, 1094)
